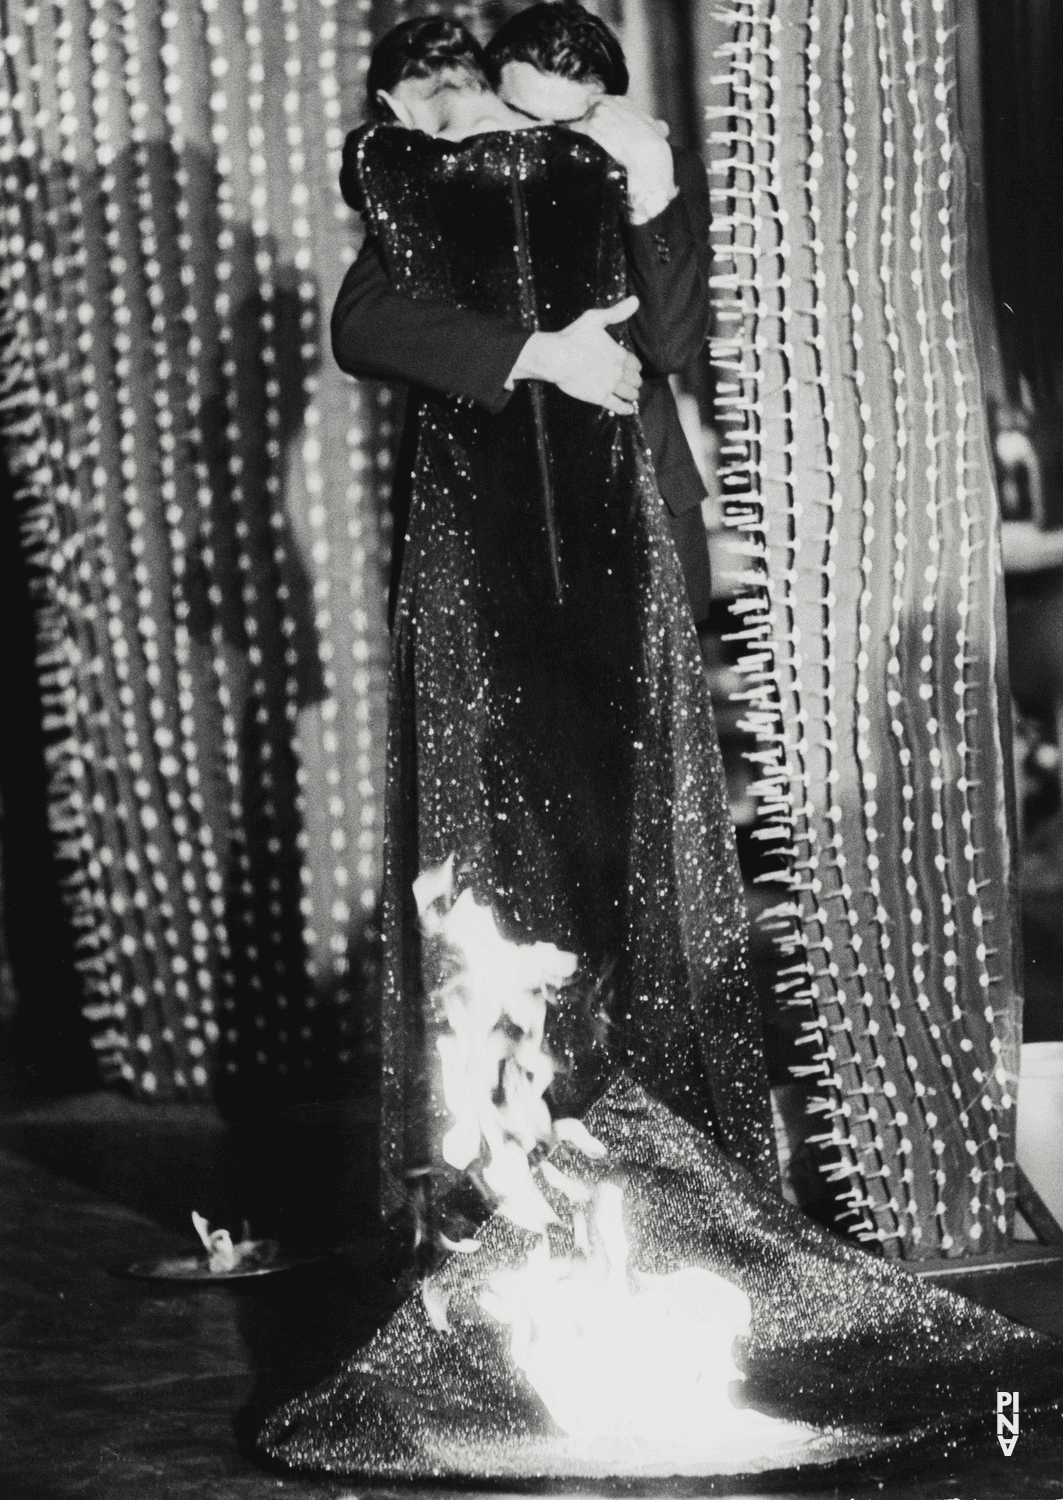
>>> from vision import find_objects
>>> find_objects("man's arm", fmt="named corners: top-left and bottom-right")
top-left (572, 102), bottom-right (711, 376)
top-left (623, 147), bottom-right (711, 376)
top-left (331, 235), bottom-right (529, 413)
top-left (331, 232), bottom-right (643, 414)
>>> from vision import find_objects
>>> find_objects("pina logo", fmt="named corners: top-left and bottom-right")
top-left (996, 1389), bottom-right (1019, 1455)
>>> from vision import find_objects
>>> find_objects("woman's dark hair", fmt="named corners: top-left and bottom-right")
top-left (485, 3), bottom-right (629, 96)
top-left (366, 17), bottom-right (491, 120)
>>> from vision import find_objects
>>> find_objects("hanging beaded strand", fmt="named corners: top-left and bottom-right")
top-left (708, 2), bottom-right (817, 1046)
top-left (196, 0), bottom-right (275, 1079)
top-left (58, 0), bottom-right (191, 1083)
top-left (898, 0), bottom-right (985, 1253)
top-left (754, 5), bottom-right (835, 1106)
top-left (928, 0), bottom-right (1012, 1240)
top-left (276, 0), bottom-right (353, 1076)
top-left (787, 3), bottom-right (877, 1244)
top-left (86, 0), bottom-right (210, 1092)
top-left (115, 0), bottom-right (223, 1095)
top-left (355, 0), bottom-right (391, 961)
top-left (867, 0), bottom-right (950, 1247)
top-left (708, 0), bottom-right (779, 819)
top-left (767, 2), bottom-right (896, 1250)
top-left (155, 0), bottom-right (240, 1071)
top-left (818, 0), bottom-right (918, 1249)
top-left (709, 10), bottom-right (776, 839)
top-left (241, 0), bottom-right (317, 1076)
top-left (317, 0), bottom-right (381, 1071)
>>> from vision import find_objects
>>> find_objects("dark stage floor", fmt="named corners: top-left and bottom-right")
top-left (3, 1094), bottom-right (1063, 1500)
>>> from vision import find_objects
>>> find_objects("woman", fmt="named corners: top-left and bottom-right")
top-left (258, 18), bottom-right (1061, 1482)
top-left (350, 17), bottom-right (776, 1231)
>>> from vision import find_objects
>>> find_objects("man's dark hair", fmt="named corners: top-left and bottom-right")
top-left (485, 3), bottom-right (629, 96)
top-left (366, 17), bottom-right (491, 121)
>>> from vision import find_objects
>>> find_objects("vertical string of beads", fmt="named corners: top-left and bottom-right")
top-left (356, 0), bottom-right (389, 941)
top-left (868, 0), bottom-right (944, 1249)
top-left (897, 0), bottom-right (973, 1252)
top-left (789, 3), bottom-right (874, 1241)
top-left (340, 0), bottom-right (380, 693)
top-left (708, 3), bottom-right (773, 797)
top-left (757, 5), bottom-right (848, 1182)
top-left (156, 0), bottom-right (239, 1071)
top-left (197, 0), bottom-right (272, 1078)
top-left (317, 0), bottom-right (380, 1071)
top-left (928, 0), bottom-right (1011, 1241)
top-left (241, 0), bottom-right (316, 1076)
top-left (58, 0), bottom-right (178, 1083)
top-left (87, 0), bottom-right (197, 1087)
top-left (88, 0), bottom-right (204, 1091)
top-left (115, 0), bottom-right (218, 1094)
top-left (708, 0), bottom-right (783, 850)
top-left (709, 2), bottom-right (818, 1095)
top-left (825, 0), bottom-right (915, 1249)
top-left (277, 0), bottom-right (349, 1075)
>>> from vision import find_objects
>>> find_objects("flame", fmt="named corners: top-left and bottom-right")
top-left (417, 861), bottom-right (595, 1234)
top-left (481, 1182), bottom-right (816, 1463)
top-left (192, 1211), bottom-right (237, 1274)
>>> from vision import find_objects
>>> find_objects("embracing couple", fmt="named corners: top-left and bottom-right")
top-left (332, 4), bottom-right (776, 1230)
top-left (334, 4), bottom-right (775, 1224)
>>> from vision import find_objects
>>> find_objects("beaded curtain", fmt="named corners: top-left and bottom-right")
top-left (708, 0), bottom-right (1021, 1258)
top-left (0, 0), bottom-right (489, 1109)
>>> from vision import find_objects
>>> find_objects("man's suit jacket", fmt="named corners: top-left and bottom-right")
top-left (332, 139), bottom-right (712, 625)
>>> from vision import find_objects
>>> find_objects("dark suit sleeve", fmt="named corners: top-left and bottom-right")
top-left (622, 147), bottom-right (711, 377)
top-left (330, 234), bottom-right (531, 415)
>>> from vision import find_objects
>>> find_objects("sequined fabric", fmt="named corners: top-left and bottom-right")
top-left (351, 123), bottom-right (775, 1217)
top-left (259, 1079), bottom-right (1061, 1479)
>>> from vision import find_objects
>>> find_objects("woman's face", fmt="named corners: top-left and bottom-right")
top-left (497, 61), bottom-right (605, 123)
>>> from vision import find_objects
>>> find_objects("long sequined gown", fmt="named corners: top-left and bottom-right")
top-left (352, 122), bottom-right (776, 1217)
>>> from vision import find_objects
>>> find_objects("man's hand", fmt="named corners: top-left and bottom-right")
top-left (570, 97), bottom-right (677, 224)
top-left (508, 295), bottom-right (642, 414)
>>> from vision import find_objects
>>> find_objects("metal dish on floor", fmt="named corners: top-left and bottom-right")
top-left (124, 1239), bottom-right (300, 1281)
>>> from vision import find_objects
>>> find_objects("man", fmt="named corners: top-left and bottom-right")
top-left (333, 3), bottom-right (712, 625)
